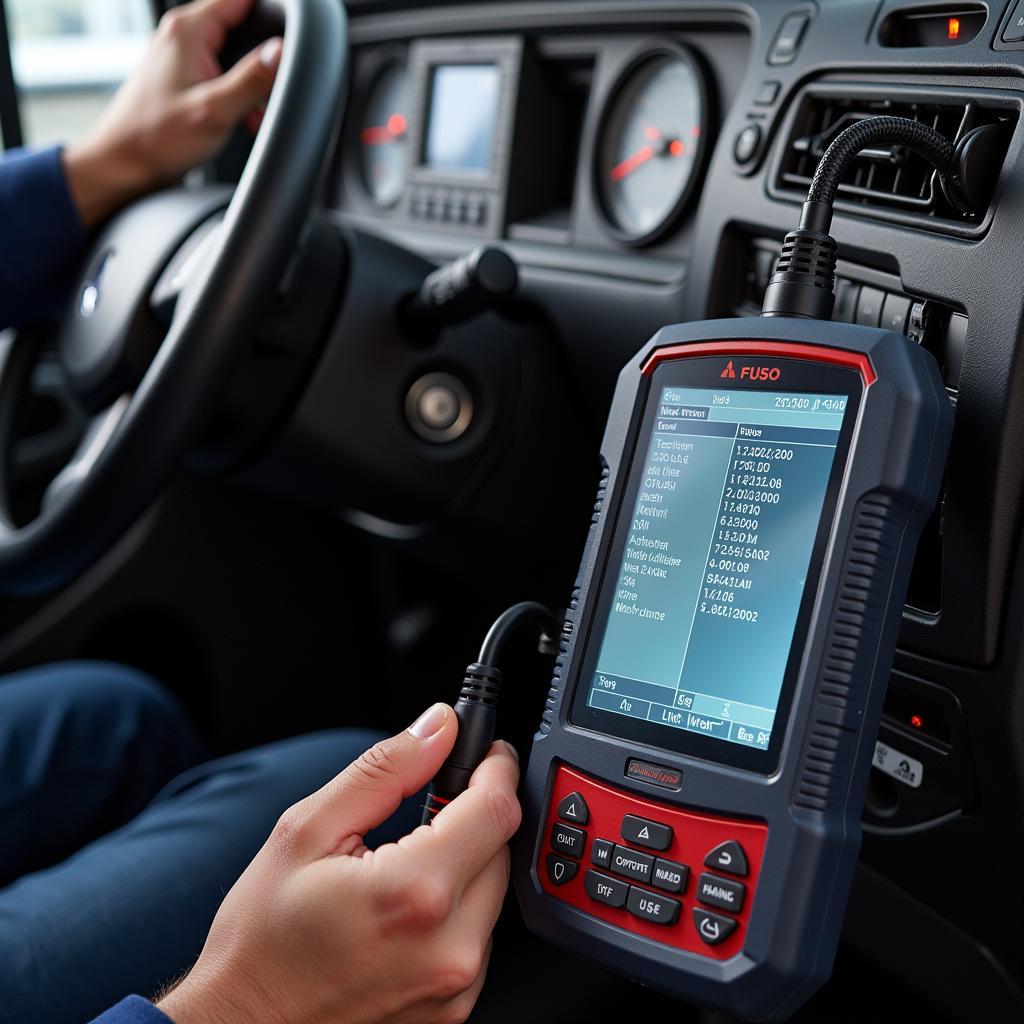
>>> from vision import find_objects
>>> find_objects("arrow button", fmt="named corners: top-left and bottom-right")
top-left (545, 854), bottom-right (579, 887)
top-left (704, 840), bottom-right (749, 878)
top-left (557, 791), bottom-right (590, 825)
top-left (693, 908), bottom-right (737, 947)
top-left (621, 814), bottom-right (672, 851)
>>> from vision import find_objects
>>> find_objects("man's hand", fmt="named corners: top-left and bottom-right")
top-left (157, 703), bottom-right (522, 1024)
top-left (63, 0), bottom-right (282, 228)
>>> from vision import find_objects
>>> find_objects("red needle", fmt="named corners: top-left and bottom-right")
top-left (361, 113), bottom-right (408, 145)
top-left (609, 144), bottom-right (654, 182)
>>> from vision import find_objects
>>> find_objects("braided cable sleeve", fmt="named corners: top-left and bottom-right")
top-left (807, 115), bottom-right (956, 209)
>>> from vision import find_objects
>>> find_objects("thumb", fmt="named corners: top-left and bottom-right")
top-left (195, 36), bottom-right (282, 129)
top-left (289, 704), bottom-right (457, 857)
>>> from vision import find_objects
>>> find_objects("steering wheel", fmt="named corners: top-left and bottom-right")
top-left (0, 0), bottom-right (346, 594)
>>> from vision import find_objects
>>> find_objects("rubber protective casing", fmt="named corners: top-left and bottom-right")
top-left (513, 317), bottom-right (953, 1021)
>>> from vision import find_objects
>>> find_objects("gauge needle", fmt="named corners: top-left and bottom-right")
top-left (610, 134), bottom-right (687, 181)
top-left (609, 144), bottom-right (655, 181)
top-left (361, 113), bottom-right (408, 145)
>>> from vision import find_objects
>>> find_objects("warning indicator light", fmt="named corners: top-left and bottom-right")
top-left (910, 714), bottom-right (924, 729)
top-left (947, 17), bottom-right (960, 41)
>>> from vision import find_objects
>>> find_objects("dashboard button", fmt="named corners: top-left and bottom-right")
top-left (855, 286), bottom-right (885, 327)
top-left (734, 123), bottom-right (762, 165)
top-left (754, 80), bottom-right (781, 105)
top-left (833, 279), bottom-right (860, 323)
top-left (621, 814), bottom-right (672, 850)
top-left (697, 872), bottom-right (746, 913)
top-left (627, 886), bottom-right (680, 925)
top-left (770, 12), bottom-right (810, 64)
top-left (557, 791), bottom-right (589, 825)
top-left (704, 840), bottom-right (748, 877)
top-left (545, 854), bottom-right (578, 887)
top-left (610, 844), bottom-right (654, 883)
top-left (1004, 1), bottom-right (1024, 42)
top-left (585, 870), bottom-right (629, 908)
top-left (693, 908), bottom-right (737, 946)
top-left (880, 292), bottom-right (912, 334)
top-left (551, 822), bottom-right (585, 858)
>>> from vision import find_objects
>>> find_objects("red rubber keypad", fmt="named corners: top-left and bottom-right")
top-left (538, 765), bottom-right (768, 960)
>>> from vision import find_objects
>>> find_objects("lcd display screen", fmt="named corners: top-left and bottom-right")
top-left (423, 64), bottom-right (499, 173)
top-left (581, 383), bottom-right (851, 755)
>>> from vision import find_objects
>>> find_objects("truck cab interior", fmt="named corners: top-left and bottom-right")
top-left (1, 0), bottom-right (1022, 1020)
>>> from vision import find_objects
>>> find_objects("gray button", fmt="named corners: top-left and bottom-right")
top-left (704, 841), bottom-right (748, 878)
top-left (610, 844), bottom-right (654, 883)
top-left (855, 286), bottom-right (885, 327)
top-left (652, 858), bottom-right (689, 893)
top-left (693, 907), bottom-right (737, 946)
top-left (551, 822), bottom-right (585, 858)
top-left (880, 292), bottom-right (912, 334)
top-left (621, 814), bottom-right (672, 851)
top-left (627, 886), bottom-right (680, 925)
top-left (591, 838), bottom-right (614, 870)
top-left (734, 123), bottom-right (762, 165)
top-left (545, 854), bottom-right (578, 887)
top-left (1004, 1), bottom-right (1024, 41)
top-left (585, 870), bottom-right (629, 908)
top-left (754, 80), bottom-right (781, 106)
top-left (770, 12), bottom-right (810, 63)
top-left (697, 872), bottom-right (746, 913)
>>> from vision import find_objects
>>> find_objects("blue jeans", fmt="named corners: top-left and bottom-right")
top-left (0, 661), bottom-right (410, 1024)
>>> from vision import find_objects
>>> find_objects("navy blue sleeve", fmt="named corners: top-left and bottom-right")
top-left (88, 995), bottom-right (173, 1024)
top-left (0, 145), bottom-right (87, 331)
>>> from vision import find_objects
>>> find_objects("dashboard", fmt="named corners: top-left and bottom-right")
top-left (309, 1), bottom-right (1024, 1018)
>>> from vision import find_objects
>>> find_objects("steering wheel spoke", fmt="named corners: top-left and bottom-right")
top-left (41, 394), bottom-right (132, 514)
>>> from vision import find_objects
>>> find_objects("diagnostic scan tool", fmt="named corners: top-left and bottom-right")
top-left (513, 117), bottom-right (957, 1020)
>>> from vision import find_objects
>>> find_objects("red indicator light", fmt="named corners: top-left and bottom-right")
top-left (386, 113), bottom-right (408, 137)
top-left (669, 139), bottom-right (685, 157)
top-left (910, 714), bottom-right (924, 729)
top-left (947, 17), bottom-right (960, 40)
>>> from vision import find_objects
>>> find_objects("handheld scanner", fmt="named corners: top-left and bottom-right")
top-left (513, 316), bottom-right (952, 1021)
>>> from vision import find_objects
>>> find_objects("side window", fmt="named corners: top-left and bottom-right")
top-left (6, 0), bottom-right (153, 149)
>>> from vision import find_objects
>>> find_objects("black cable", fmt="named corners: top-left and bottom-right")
top-left (762, 115), bottom-right (969, 321)
top-left (421, 602), bottom-right (558, 824)
top-left (478, 600), bottom-right (558, 666)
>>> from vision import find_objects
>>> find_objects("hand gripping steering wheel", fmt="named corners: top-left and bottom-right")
top-left (0, 0), bottom-right (346, 593)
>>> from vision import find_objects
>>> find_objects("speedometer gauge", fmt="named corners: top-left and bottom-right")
top-left (359, 62), bottom-right (410, 206)
top-left (595, 45), bottom-right (707, 245)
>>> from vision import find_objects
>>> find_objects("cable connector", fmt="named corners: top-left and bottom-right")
top-left (761, 115), bottom-right (968, 321)
top-left (421, 602), bottom-right (557, 825)
top-left (421, 663), bottom-right (502, 823)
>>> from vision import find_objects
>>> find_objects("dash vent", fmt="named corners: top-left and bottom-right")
top-left (776, 92), bottom-right (1014, 227)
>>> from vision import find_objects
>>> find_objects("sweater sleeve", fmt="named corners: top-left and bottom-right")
top-left (0, 145), bottom-right (87, 331)
top-left (88, 995), bottom-right (174, 1024)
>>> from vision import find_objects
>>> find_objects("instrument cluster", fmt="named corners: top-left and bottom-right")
top-left (339, 35), bottom-right (714, 252)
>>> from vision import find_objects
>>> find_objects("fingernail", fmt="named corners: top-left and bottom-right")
top-left (409, 703), bottom-right (449, 739)
top-left (502, 740), bottom-right (520, 761)
top-left (260, 37), bottom-right (283, 69)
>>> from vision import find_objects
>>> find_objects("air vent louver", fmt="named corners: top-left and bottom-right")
top-left (777, 94), bottom-right (1013, 225)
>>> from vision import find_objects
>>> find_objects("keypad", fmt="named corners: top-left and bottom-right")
top-left (537, 765), bottom-right (766, 959)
